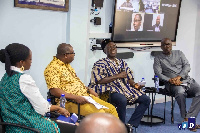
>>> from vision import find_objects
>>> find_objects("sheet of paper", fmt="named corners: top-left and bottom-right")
top-left (82, 96), bottom-right (109, 110)
top-left (180, 83), bottom-right (187, 86)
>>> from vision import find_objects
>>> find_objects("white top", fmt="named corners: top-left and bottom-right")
top-left (11, 66), bottom-right (50, 116)
top-left (155, 26), bottom-right (160, 32)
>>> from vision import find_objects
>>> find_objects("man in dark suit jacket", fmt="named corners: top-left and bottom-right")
top-left (152, 15), bottom-right (163, 32)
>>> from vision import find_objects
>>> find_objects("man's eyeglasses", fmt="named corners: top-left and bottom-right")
top-left (134, 20), bottom-right (141, 22)
top-left (64, 52), bottom-right (75, 55)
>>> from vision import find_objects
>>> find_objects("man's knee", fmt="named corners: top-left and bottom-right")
top-left (111, 93), bottom-right (127, 104)
top-left (147, 96), bottom-right (151, 105)
top-left (175, 91), bottom-right (186, 100)
top-left (140, 95), bottom-right (151, 106)
top-left (144, 95), bottom-right (151, 106)
top-left (172, 86), bottom-right (186, 97)
top-left (119, 96), bottom-right (127, 104)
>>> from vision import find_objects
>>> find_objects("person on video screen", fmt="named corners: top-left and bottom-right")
top-left (132, 14), bottom-right (143, 31)
top-left (139, 0), bottom-right (145, 12)
top-left (121, 0), bottom-right (133, 8)
top-left (152, 15), bottom-right (163, 32)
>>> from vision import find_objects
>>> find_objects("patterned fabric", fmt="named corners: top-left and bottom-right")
top-left (66, 94), bottom-right (119, 118)
top-left (44, 57), bottom-right (119, 118)
top-left (0, 72), bottom-right (59, 133)
top-left (89, 58), bottom-right (144, 103)
top-left (44, 56), bottom-right (88, 97)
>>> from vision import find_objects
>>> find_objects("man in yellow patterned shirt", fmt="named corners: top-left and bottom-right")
top-left (44, 43), bottom-right (118, 118)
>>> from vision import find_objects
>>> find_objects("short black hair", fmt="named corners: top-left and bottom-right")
top-left (57, 43), bottom-right (72, 55)
top-left (0, 43), bottom-right (30, 65)
top-left (101, 39), bottom-right (111, 51)
top-left (161, 38), bottom-right (171, 46)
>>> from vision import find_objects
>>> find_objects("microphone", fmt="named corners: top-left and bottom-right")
top-left (121, 68), bottom-right (125, 72)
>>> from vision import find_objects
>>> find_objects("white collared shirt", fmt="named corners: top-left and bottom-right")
top-left (11, 66), bottom-right (50, 116)
top-left (155, 26), bottom-right (160, 32)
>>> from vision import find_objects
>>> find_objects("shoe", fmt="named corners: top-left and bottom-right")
top-left (125, 123), bottom-right (133, 133)
top-left (195, 124), bottom-right (200, 129)
top-left (182, 118), bottom-right (188, 122)
top-left (189, 128), bottom-right (197, 132)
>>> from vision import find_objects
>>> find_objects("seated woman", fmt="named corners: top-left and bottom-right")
top-left (0, 43), bottom-right (70, 132)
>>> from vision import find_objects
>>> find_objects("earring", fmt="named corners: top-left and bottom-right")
top-left (20, 66), bottom-right (24, 71)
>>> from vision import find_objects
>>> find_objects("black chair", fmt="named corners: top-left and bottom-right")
top-left (0, 108), bottom-right (40, 133)
top-left (154, 79), bottom-right (176, 124)
top-left (47, 91), bottom-right (82, 121)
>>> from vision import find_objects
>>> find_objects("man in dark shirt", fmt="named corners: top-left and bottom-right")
top-left (152, 15), bottom-right (163, 32)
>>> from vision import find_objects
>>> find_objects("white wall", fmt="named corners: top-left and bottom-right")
top-left (175, 0), bottom-right (199, 80)
top-left (0, 0), bottom-right (200, 100)
top-left (0, 0), bottom-right (68, 98)
top-left (194, 3), bottom-right (200, 84)
top-left (69, 0), bottom-right (90, 81)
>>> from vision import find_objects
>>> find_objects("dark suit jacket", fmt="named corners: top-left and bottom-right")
top-left (152, 25), bottom-right (163, 32)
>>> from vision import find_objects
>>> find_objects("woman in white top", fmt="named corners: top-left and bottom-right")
top-left (0, 43), bottom-right (70, 133)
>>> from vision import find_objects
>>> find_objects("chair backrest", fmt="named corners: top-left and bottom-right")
top-left (152, 77), bottom-right (165, 86)
top-left (47, 91), bottom-right (57, 105)
top-left (158, 79), bottom-right (166, 86)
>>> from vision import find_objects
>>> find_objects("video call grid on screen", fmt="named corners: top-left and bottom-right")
top-left (112, 0), bottom-right (182, 43)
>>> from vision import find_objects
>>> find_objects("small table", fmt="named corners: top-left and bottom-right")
top-left (140, 87), bottom-right (164, 126)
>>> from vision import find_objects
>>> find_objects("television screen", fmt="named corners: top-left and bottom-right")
top-left (112, 0), bottom-right (182, 45)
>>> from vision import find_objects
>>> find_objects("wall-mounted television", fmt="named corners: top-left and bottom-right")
top-left (111, 0), bottom-right (182, 47)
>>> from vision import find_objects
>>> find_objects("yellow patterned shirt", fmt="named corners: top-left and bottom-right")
top-left (44, 56), bottom-right (88, 96)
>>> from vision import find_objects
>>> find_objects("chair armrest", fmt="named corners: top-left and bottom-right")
top-left (0, 122), bottom-right (40, 133)
top-left (47, 91), bottom-right (82, 121)
top-left (66, 99), bottom-right (81, 121)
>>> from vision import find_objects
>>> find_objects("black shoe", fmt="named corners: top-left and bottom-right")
top-left (125, 123), bottom-right (133, 133)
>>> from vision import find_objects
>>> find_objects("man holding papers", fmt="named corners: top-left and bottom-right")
top-left (44, 43), bottom-right (118, 118)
